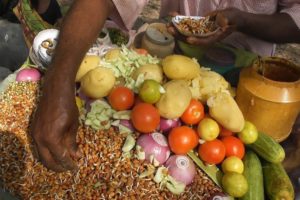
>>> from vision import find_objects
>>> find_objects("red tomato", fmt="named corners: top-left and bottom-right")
top-left (135, 48), bottom-right (148, 55)
top-left (198, 139), bottom-right (226, 165)
top-left (181, 99), bottom-right (205, 125)
top-left (219, 126), bottom-right (233, 137)
top-left (131, 103), bottom-right (160, 133)
top-left (108, 86), bottom-right (134, 111)
top-left (221, 136), bottom-right (245, 159)
top-left (168, 126), bottom-right (199, 154)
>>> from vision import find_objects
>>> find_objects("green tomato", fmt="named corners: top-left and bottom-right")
top-left (221, 156), bottom-right (244, 174)
top-left (238, 121), bottom-right (258, 144)
top-left (139, 79), bottom-right (161, 104)
top-left (197, 118), bottom-right (220, 141)
top-left (222, 172), bottom-right (248, 198)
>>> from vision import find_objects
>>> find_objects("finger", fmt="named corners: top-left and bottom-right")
top-left (167, 26), bottom-right (177, 36)
top-left (167, 26), bottom-right (188, 42)
top-left (168, 11), bottom-right (179, 17)
top-left (186, 25), bottom-right (234, 46)
top-left (215, 13), bottom-right (229, 27)
top-left (36, 143), bottom-right (66, 172)
top-left (31, 142), bottom-right (40, 160)
top-left (48, 139), bottom-right (78, 171)
top-left (204, 10), bottom-right (218, 18)
top-left (65, 122), bottom-right (81, 160)
top-left (186, 34), bottom-right (220, 46)
top-left (218, 25), bottom-right (235, 40)
top-left (31, 125), bottom-right (66, 172)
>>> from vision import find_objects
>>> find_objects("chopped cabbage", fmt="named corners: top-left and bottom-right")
top-left (100, 46), bottom-right (160, 91)
top-left (85, 99), bottom-right (115, 130)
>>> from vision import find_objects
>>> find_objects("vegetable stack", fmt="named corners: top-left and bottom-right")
top-left (0, 46), bottom-right (294, 200)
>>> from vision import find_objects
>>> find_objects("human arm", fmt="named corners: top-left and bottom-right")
top-left (31, 0), bottom-right (114, 172)
top-left (223, 8), bottom-right (300, 44)
top-left (180, 7), bottom-right (300, 46)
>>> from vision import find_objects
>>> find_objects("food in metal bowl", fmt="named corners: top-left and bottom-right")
top-left (172, 15), bottom-right (219, 37)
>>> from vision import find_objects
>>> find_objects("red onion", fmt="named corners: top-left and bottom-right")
top-left (137, 132), bottom-right (171, 165)
top-left (159, 118), bottom-right (181, 133)
top-left (208, 192), bottom-right (231, 200)
top-left (77, 89), bottom-right (90, 102)
top-left (77, 90), bottom-right (95, 112)
top-left (120, 119), bottom-right (135, 131)
top-left (16, 68), bottom-right (41, 82)
top-left (165, 155), bottom-right (196, 186)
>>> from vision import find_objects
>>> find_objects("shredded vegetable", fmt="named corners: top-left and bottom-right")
top-left (100, 46), bottom-right (160, 91)
top-left (84, 99), bottom-right (115, 130)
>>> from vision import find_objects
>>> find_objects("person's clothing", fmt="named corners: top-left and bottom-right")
top-left (13, 0), bottom-right (53, 46)
top-left (0, 0), bottom-right (19, 22)
top-left (39, 0), bottom-right (62, 25)
top-left (56, 0), bottom-right (149, 30)
top-left (13, 0), bottom-right (148, 46)
top-left (14, 0), bottom-right (300, 55)
top-left (159, 0), bottom-right (300, 56)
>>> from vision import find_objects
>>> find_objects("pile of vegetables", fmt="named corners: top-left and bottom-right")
top-left (15, 46), bottom-right (294, 199)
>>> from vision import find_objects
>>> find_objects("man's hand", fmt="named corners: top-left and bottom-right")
top-left (31, 72), bottom-right (80, 172)
top-left (168, 8), bottom-right (242, 46)
top-left (29, 0), bottom-right (114, 172)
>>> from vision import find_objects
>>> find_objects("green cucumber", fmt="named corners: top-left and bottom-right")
top-left (262, 162), bottom-right (294, 200)
top-left (239, 150), bottom-right (264, 200)
top-left (248, 132), bottom-right (285, 163)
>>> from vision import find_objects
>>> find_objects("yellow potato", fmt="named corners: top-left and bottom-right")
top-left (156, 80), bottom-right (192, 119)
top-left (132, 64), bottom-right (163, 83)
top-left (105, 48), bottom-right (121, 61)
top-left (80, 67), bottom-right (115, 98)
top-left (75, 55), bottom-right (100, 82)
top-left (188, 69), bottom-right (231, 102)
top-left (162, 55), bottom-right (200, 80)
top-left (208, 92), bottom-right (245, 132)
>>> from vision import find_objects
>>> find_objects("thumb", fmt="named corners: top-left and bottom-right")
top-left (65, 123), bottom-right (81, 160)
top-left (215, 13), bottom-right (229, 28)
top-left (204, 10), bottom-right (218, 18)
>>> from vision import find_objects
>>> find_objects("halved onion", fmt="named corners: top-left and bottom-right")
top-left (137, 132), bottom-right (171, 165)
top-left (165, 155), bottom-right (196, 185)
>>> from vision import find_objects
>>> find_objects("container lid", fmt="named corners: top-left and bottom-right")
top-left (145, 27), bottom-right (174, 45)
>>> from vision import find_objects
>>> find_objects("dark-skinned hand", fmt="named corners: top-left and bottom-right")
top-left (31, 70), bottom-right (81, 172)
top-left (167, 8), bottom-right (243, 46)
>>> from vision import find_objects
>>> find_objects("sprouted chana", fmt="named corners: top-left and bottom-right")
top-left (176, 17), bottom-right (219, 35)
top-left (0, 82), bottom-right (221, 200)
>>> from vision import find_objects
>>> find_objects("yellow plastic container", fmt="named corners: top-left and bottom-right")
top-left (236, 57), bottom-right (300, 142)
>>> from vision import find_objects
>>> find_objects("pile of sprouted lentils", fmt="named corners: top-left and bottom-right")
top-left (0, 81), bottom-right (221, 200)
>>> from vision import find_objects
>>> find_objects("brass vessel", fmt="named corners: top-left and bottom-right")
top-left (236, 57), bottom-right (300, 142)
